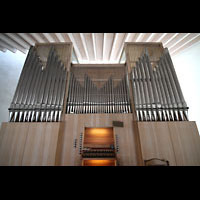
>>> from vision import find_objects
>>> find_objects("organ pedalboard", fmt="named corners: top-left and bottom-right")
top-left (82, 147), bottom-right (116, 158)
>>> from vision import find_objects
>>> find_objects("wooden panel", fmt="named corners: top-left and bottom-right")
top-left (138, 122), bottom-right (177, 166)
top-left (168, 122), bottom-right (200, 166)
top-left (22, 123), bottom-right (59, 166)
top-left (35, 43), bottom-right (72, 70)
top-left (0, 123), bottom-right (29, 166)
top-left (56, 113), bottom-right (138, 166)
top-left (125, 42), bottom-right (164, 68)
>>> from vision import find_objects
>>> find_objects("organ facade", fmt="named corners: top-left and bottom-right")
top-left (0, 42), bottom-right (199, 166)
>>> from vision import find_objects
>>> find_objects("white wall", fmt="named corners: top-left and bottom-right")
top-left (171, 42), bottom-right (200, 132)
top-left (0, 50), bottom-right (27, 126)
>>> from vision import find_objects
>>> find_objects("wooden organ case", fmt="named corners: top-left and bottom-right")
top-left (0, 42), bottom-right (200, 166)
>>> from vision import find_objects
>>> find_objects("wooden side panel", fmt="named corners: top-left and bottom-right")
top-left (125, 42), bottom-right (164, 68)
top-left (138, 122), bottom-right (177, 166)
top-left (22, 123), bottom-right (59, 166)
top-left (0, 123), bottom-right (29, 166)
top-left (168, 122), bottom-right (200, 166)
top-left (57, 114), bottom-right (138, 166)
top-left (35, 43), bottom-right (72, 70)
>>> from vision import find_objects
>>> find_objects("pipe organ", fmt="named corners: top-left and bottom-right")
top-left (0, 42), bottom-right (200, 166)
top-left (66, 73), bottom-right (131, 114)
top-left (8, 46), bottom-right (68, 122)
top-left (131, 48), bottom-right (188, 121)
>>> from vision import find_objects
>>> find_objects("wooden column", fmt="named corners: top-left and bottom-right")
top-left (124, 43), bottom-right (144, 166)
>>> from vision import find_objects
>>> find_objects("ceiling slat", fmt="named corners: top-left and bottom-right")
top-left (42, 33), bottom-right (56, 43)
top-left (109, 33), bottom-right (118, 61)
top-left (0, 46), bottom-right (7, 52)
top-left (169, 33), bottom-right (200, 53)
top-left (165, 33), bottom-right (189, 49)
top-left (0, 39), bottom-right (17, 53)
top-left (149, 33), bottom-right (165, 42)
top-left (83, 33), bottom-right (95, 61)
top-left (92, 33), bottom-right (97, 60)
top-left (103, 33), bottom-right (115, 61)
top-left (1, 33), bottom-right (200, 63)
top-left (160, 33), bottom-right (177, 45)
top-left (67, 33), bottom-right (82, 62)
top-left (17, 33), bottom-right (36, 46)
top-left (55, 33), bottom-right (66, 42)
top-left (142, 33), bottom-right (154, 42)
top-left (132, 33), bottom-right (141, 42)
top-left (103, 33), bottom-right (106, 61)
top-left (5, 33), bottom-right (30, 49)
top-left (80, 33), bottom-right (89, 60)
top-left (30, 33), bottom-right (46, 43)
top-left (116, 33), bottom-right (129, 62)
top-left (0, 33), bottom-right (27, 53)
top-left (94, 33), bottom-right (103, 61)
top-left (171, 34), bottom-right (200, 56)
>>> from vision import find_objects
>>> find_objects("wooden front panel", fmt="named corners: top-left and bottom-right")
top-left (138, 121), bottom-right (200, 166)
top-left (168, 122), bottom-right (200, 166)
top-left (0, 123), bottom-right (29, 166)
top-left (22, 123), bottom-right (60, 166)
top-left (138, 122), bottom-right (177, 166)
top-left (56, 113), bottom-right (138, 166)
top-left (0, 122), bottom-right (60, 166)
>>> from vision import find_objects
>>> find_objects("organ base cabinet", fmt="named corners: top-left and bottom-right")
top-left (0, 117), bottom-right (199, 166)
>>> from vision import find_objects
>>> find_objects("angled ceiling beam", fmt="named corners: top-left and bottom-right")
top-left (0, 39), bottom-right (17, 53)
top-left (17, 33), bottom-right (36, 46)
top-left (0, 33), bottom-right (27, 53)
top-left (0, 45), bottom-right (7, 52)
top-left (149, 33), bottom-right (166, 42)
top-left (163, 33), bottom-right (179, 46)
top-left (80, 33), bottom-right (89, 61)
top-left (92, 33), bottom-right (96, 60)
top-left (55, 33), bottom-right (65, 42)
top-left (171, 34), bottom-right (200, 56)
top-left (30, 33), bottom-right (46, 43)
top-left (132, 33), bottom-right (141, 42)
top-left (136, 33), bottom-right (152, 42)
top-left (159, 33), bottom-right (177, 45)
top-left (67, 33), bottom-right (82, 62)
top-left (116, 33), bottom-right (130, 62)
top-left (169, 33), bottom-right (200, 53)
top-left (146, 33), bottom-right (156, 42)
top-left (142, 33), bottom-right (154, 42)
top-left (109, 33), bottom-right (118, 61)
top-left (125, 33), bottom-right (132, 42)
top-left (42, 33), bottom-right (56, 43)
top-left (135, 33), bottom-right (144, 42)
top-left (5, 33), bottom-right (30, 49)
top-left (165, 33), bottom-right (190, 49)
top-left (103, 33), bottom-right (106, 60)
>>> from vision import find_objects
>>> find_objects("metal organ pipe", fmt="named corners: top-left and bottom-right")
top-left (130, 49), bottom-right (189, 122)
top-left (9, 46), bottom-right (68, 122)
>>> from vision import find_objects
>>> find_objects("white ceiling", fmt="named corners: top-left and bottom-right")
top-left (0, 33), bottom-right (200, 63)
